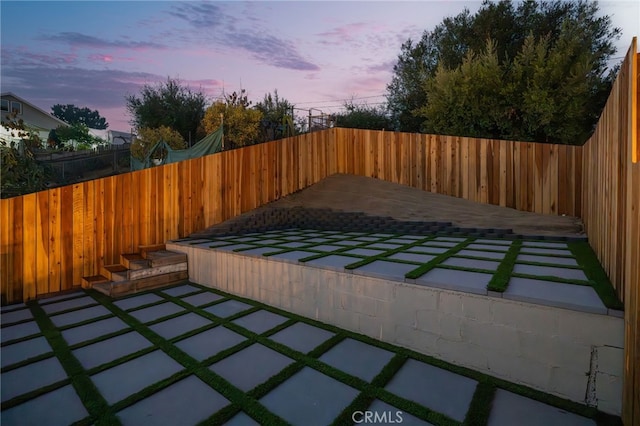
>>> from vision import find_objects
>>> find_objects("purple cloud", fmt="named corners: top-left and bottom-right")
top-left (169, 2), bottom-right (230, 29)
top-left (225, 32), bottom-right (319, 71)
top-left (38, 32), bottom-right (167, 50)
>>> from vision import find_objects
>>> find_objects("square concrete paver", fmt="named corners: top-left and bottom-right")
top-left (1, 303), bottom-right (25, 312)
top-left (416, 268), bottom-right (492, 295)
top-left (488, 389), bottom-right (595, 426)
top-left (519, 247), bottom-right (573, 256)
top-left (513, 264), bottom-right (588, 281)
top-left (232, 310), bottom-right (289, 334)
top-left (259, 367), bottom-right (359, 426)
top-left (41, 296), bottom-right (96, 315)
top-left (1, 321), bottom-right (41, 343)
top-left (457, 249), bottom-right (506, 260)
top-left (434, 237), bottom-right (467, 242)
top-left (385, 238), bottom-right (418, 245)
top-left (195, 240), bottom-right (234, 248)
top-left (204, 300), bottom-right (253, 318)
top-left (117, 375), bottom-right (228, 426)
top-left (342, 248), bottom-right (386, 257)
top-left (474, 239), bottom-right (512, 246)
top-left (1, 336), bottom-right (52, 368)
top-left (364, 242), bottom-right (403, 250)
top-left (274, 241), bottom-right (309, 249)
top-left (239, 247), bottom-right (280, 257)
top-left (521, 241), bottom-right (568, 249)
top-left (319, 338), bottom-right (394, 382)
top-left (352, 236), bottom-right (384, 242)
top-left (225, 412), bottom-right (260, 425)
top-left (269, 322), bottom-right (335, 353)
top-left (36, 291), bottom-right (84, 304)
top-left (1, 308), bottom-right (33, 325)
top-left (175, 326), bottom-right (246, 361)
top-left (251, 239), bottom-right (283, 245)
top-left (516, 254), bottom-right (579, 266)
top-left (408, 246), bottom-right (450, 255)
top-left (385, 359), bottom-right (477, 422)
top-left (505, 277), bottom-right (606, 314)
top-left (162, 284), bottom-right (200, 297)
top-left (50, 305), bottom-right (111, 328)
top-left (181, 291), bottom-right (223, 307)
top-left (423, 241), bottom-right (458, 248)
top-left (352, 260), bottom-right (418, 281)
top-left (466, 243), bottom-right (510, 252)
top-left (91, 350), bottom-right (184, 405)
top-left (333, 240), bottom-right (367, 247)
top-left (61, 316), bottom-right (129, 346)
top-left (216, 243), bottom-right (255, 252)
top-left (1, 384), bottom-right (88, 426)
top-left (1, 357), bottom-right (68, 402)
top-left (210, 343), bottom-right (294, 391)
top-left (114, 293), bottom-right (164, 311)
top-left (306, 255), bottom-right (361, 270)
top-left (73, 331), bottom-right (152, 370)
top-left (388, 252), bottom-right (436, 264)
top-left (149, 312), bottom-right (212, 339)
top-left (129, 302), bottom-right (184, 323)
top-left (366, 399), bottom-right (434, 425)
top-left (442, 257), bottom-right (500, 271)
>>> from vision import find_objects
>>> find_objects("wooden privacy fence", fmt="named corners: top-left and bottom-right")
top-left (1, 130), bottom-right (583, 304)
top-left (580, 39), bottom-right (639, 426)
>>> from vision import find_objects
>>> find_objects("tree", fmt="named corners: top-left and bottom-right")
top-left (125, 78), bottom-right (207, 144)
top-left (334, 101), bottom-right (393, 131)
top-left (201, 90), bottom-right (262, 149)
top-left (255, 90), bottom-right (297, 141)
top-left (51, 104), bottom-right (109, 129)
top-left (130, 126), bottom-right (186, 161)
top-left (387, 0), bottom-right (620, 137)
top-left (54, 123), bottom-right (104, 148)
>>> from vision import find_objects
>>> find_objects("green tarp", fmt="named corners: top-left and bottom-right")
top-left (131, 126), bottom-right (223, 171)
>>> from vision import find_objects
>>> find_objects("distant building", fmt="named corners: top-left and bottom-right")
top-left (1, 92), bottom-right (69, 142)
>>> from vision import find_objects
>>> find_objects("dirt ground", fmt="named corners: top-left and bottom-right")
top-left (255, 174), bottom-right (584, 237)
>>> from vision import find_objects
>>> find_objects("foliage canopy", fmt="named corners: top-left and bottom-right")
top-left (130, 126), bottom-right (186, 161)
top-left (386, 0), bottom-right (620, 143)
top-left (202, 90), bottom-right (262, 149)
top-left (51, 104), bottom-right (109, 129)
top-left (126, 77), bottom-right (207, 143)
top-left (334, 101), bottom-right (393, 131)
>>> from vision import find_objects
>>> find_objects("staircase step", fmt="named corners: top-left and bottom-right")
top-left (82, 275), bottom-right (110, 288)
top-left (127, 262), bottom-right (188, 280)
top-left (100, 264), bottom-right (129, 282)
top-left (145, 250), bottom-right (188, 267)
top-left (139, 244), bottom-right (166, 259)
top-left (91, 271), bottom-right (189, 298)
top-left (121, 253), bottom-right (149, 270)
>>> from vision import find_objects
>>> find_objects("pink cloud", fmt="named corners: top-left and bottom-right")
top-left (87, 53), bottom-right (135, 63)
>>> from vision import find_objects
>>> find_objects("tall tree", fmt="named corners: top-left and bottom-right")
top-left (125, 77), bottom-right (207, 143)
top-left (387, 0), bottom-right (620, 137)
top-left (51, 104), bottom-right (109, 129)
top-left (255, 90), bottom-right (297, 141)
top-left (334, 101), bottom-right (393, 131)
top-left (201, 90), bottom-right (262, 149)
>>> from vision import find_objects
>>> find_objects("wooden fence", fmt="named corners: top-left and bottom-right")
top-left (0, 37), bottom-right (637, 425)
top-left (580, 39), bottom-right (639, 426)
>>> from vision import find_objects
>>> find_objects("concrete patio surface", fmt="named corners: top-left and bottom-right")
top-left (0, 282), bottom-right (604, 425)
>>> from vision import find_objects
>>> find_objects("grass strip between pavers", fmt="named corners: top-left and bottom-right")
top-left (486, 239), bottom-right (522, 292)
top-left (569, 242), bottom-right (623, 310)
top-left (23, 300), bottom-right (120, 426)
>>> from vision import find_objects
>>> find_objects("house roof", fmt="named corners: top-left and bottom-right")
top-left (1, 92), bottom-right (69, 127)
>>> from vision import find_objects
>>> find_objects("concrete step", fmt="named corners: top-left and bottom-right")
top-left (91, 271), bottom-right (189, 298)
top-left (120, 253), bottom-right (149, 270)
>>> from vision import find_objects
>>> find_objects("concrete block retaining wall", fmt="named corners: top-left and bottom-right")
top-left (167, 243), bottom-right (624, 415)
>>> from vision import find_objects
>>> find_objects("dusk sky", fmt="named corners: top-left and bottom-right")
top-left (1, 1), bottom-right (638, 131)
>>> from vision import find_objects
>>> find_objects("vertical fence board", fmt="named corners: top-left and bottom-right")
top-left (22, 194), bottom-right (36, 301)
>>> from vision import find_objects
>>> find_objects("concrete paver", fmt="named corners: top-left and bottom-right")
top-left (116, 375), bottom-right (228, 426)
top-left (91, 350), bottom-right (184, 405)
top-left (161, 284), bottom-right (200, 297)
top-left (259, 367), bottom-right (359, 426)
top-left (505, 277), bottom-right (606, 314)
top-left (1, 321), bottom-right (41, 343)
top-left (73, 331), bottom-right (152, 370)
top-left (488, 389), bottom-right (595, 426)
top-left (181, 291), bottom-right (224, 307)
top-left (210, 343), bottom-right (294, 391)
top-left (1, 308), bottom-right (33, 325)
top-left (442, 257), bottom-right (500, 271)
top-left (114, 293), bottom-right (164, 310)
top-left (50, 305), bottom-right (111, 328)
top-left (61, 316), bottom-right (129, 346)
top-left (385, 359), bottom-right (477, 422)
top-left (306, 254), bottom-right (362, 270)
top-left (269, 322), bottom-right (335, 353)
top-left (366, 399), bottom-right (434, 425)
top-left (319, 338), bottom-right (394, 382)
top-left (352, 260), bottom-right (419, 281)
top-left (128, 302), bottom-right (184, 323)
top-left (41, 296), bottom-right (96, 315)
top-left (204, 300), bottom-right (252, 318)
top-left (175, 326), bottom-right (246, 361)
top-left (513, 264), bottom-right (588, 281)
top-left (1, 384), bottom-right (88, 426)
top-left (1, 336), bottom-right (52, 368)
top-left (1, 357), bottom-right (67, 403)
top-left (517, 254), bottom-right (579, 266)
top-left (232, 310), bottom-right (289, 334)
top-left (416, 268), bottom-right (492, 294)
top-left (149, 312), bottom-right (212, 339)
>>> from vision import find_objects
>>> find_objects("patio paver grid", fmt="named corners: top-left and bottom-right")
top-left (177, 228), bottom-right (621, 314)
top-left (0, 283), bottom-right (604, 425)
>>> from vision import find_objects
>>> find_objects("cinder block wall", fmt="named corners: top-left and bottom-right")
top-left (168, 243), bottom-right (624, 415)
